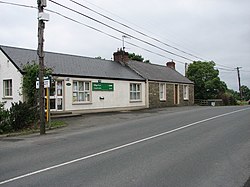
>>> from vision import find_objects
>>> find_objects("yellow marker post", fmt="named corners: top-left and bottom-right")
top-left (46, 87), bottom-right (49, 122)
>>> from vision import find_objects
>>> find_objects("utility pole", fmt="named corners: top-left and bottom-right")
top-left (236, 67), bottom-right (242, 100)
top-left (37, 0), bottom-right (49, 135)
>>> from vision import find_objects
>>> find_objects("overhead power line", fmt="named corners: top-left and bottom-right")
top-left (0, 1), bottom-right (185, 64)
top-left (69, 0), bottom-right (205, 61)
top-left (79, 0), bottom-right (206, 61)
top-left (0, 1), bottom-right (37, 9)
top-left (1, 0), bottom-right (242, 69)
top-left (46, 9), bottom-right (185, 64)
top-left (215, 67), bottom-right (235, 72)
top-left (214, 63), bottom-right (235, 70)
top-left (48, 0), bottom-right (194, 61)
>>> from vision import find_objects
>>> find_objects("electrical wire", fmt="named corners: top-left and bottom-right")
top-left (1, 0), bottom-right (245, 70)
top-left (80, 0), bottom-right (206, 61)
top-left (69, 0), bottom-right (205, 61)
top-left (44, 9), bottom-right (186, 64)
top-left (0, 1), bottom-right (37, 9)
top-left (0, 1), bottom-right (185, 64)
top-left (48, 0), bottom-right (194, 62)
top-left (214, 67), bottom-right (236, 72)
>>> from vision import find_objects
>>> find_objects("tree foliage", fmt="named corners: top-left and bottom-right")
top-left (22, 63), bottom-right (40, 106)
top-left (128, 53), bottom-right (150, 63)
top-left (187, 61), bottom-right (227, 99)
top-left (22, 62), bottom-right (52, 106)
top-left (241, 85), bottom-right (250, 100)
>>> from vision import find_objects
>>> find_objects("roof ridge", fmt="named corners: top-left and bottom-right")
top-left (0, 45), bottom-right (112, 63)
top-left (129, 59), bottom-right (171, 69)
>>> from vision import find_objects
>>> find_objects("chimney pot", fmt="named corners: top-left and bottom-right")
top-left (166, 61), bottom-right (176, 70)
top-left (113, 48), bottom-right (129, 64)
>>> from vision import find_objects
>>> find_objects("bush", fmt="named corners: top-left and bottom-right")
top-left (221, 93), bottom-right (237, 106)
top-left (0, 101), bottom-right (38, 134)
top-left (9, 101), bottom-right (37, 131)
top-left (0, 102), bottom-right (12, 134)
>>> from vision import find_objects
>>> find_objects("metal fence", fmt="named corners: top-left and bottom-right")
top-left (194, 99), bottom-right (223, 106)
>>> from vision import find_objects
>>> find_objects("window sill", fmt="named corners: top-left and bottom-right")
top-left (72, 102), bottom-right (92, 105)
top-left (160, 99), bottom-right (166, 102)
top-left (130, 100), bottom-right (142, 103)
top-left (184, 98), bottom-right (189, 101)
top-left (2, 97), bottom-right (13, 100)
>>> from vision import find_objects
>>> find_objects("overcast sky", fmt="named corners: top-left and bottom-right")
top-left (1, 0), bottom-right (249, 91)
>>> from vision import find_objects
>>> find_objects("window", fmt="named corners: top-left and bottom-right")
top-left (130, 83), bottom-right (141, 101)
top-left (183, 85), bottom-right (189, 100)
top-left (73, 81), bottom-right (90, 103)
top-left (159, 83), bottom-right (166, 101)
top-left (3, 79), bottom-right (12, 97)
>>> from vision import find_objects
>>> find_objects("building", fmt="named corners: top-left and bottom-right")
top-left (0, 45), bottom-right (194, 112)
top-left (113, 49), bottom-right (194, 108)
top-left (0, 45), bottom-right (146, 112)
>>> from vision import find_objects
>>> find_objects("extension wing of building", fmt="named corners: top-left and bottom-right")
top-left (113, 49), bottom-right (194, 108)
top-left (0, 45), bottom-right (194, 112)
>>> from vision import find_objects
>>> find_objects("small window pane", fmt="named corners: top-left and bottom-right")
top-left (136, 92), bottom-right (140, 100)
top-left (73, 92), bottom-right (78, 102)
top-left (85, 82), bottom-right (90, 91)
top-left (137, 84), bottom-right (140, 91)
top-left (73, 82), bottom-right (78, 91)
top-left (79, 92), bottom-right (84, 101)
top-left (79, 82), bottom-right (84, 91)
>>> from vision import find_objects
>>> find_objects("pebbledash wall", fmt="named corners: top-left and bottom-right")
top-left (0, 50), bottom-right (23, 109)
top-left (57, 77), bottom-right (146, 112)
top-left (148, 82), bottom-right (194, 108)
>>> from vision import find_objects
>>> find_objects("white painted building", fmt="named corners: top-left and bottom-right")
top-left (0, 46), bottom-right (146, 112)
top-left (0, 49), bottom-right (23, 109)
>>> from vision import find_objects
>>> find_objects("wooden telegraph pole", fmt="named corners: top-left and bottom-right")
top-left (37, 0), bottom-right (49, 135)
top-left (236, 67), bottom-right (243, 100)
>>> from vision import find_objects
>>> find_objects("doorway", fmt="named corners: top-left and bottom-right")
top-left (45, 80), bottom-right (64, 111)
top-left (174, 84), bottom-right (179, 105)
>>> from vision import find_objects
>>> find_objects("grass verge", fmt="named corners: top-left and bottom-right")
top-left (1, 120), bottom-right (67, 137)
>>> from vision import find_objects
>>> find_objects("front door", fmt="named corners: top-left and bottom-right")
top-left (49, 80), bottom-right (64, 111)
top-left (174, 84), bottom-right (179, 105)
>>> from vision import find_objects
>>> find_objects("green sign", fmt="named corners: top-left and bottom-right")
top-left (92, 82), bottom-right (114, 91)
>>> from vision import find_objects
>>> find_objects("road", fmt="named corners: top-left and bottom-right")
top-left (0, 106), bottom-right (250, 187)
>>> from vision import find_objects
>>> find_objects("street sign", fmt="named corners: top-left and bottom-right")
top-left (92, 82), bottom-right (114, 91)
top-left (36, 77), bottom-right (50, 89)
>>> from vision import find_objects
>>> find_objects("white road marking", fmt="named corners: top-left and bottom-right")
top-left (0, 107), bottom-right (249, 185)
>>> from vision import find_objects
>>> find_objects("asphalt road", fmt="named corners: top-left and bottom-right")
top-left (0, 106), bottom-right (250, 187)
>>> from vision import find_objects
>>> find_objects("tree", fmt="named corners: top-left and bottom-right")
top-left (22, 62), bottom-right (52, 107)
top-left (128, 53), bottom-right (150, 63)
top-left (22, 63), bottom-right (40, 106)
top-left (221, 90), bottom-right (238, 105)
top-left (186, 61), bottom-right (227, 99)
top-left (95, 56), bottom-right (105, 60)
top-left (241, 85), bottom-right (250, 100)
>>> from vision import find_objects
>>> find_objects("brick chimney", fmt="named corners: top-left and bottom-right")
top-left (166, 60), bottom-right (176, 70)
top-left (113, 48), bottom-right (129, 65)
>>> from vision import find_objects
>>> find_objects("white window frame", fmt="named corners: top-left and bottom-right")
top-left (72, 80), bottom-right (91, 103)
top-left (3, 79), bottom-right (12, 97)
top-left (183, 85), bottom-right (189, 100)
top-left (159, 83), bottom-right (166, 101)
top-left (130, 83), bottom-right (141, 101)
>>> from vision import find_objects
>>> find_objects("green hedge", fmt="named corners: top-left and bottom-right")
top-left (0, 101), bottom-right (38, 134)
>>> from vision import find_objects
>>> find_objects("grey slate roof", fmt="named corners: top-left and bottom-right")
top-left (127, 60), bottom-right (193, 84)
top-left (0, 45), bottom-right (144, 81)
